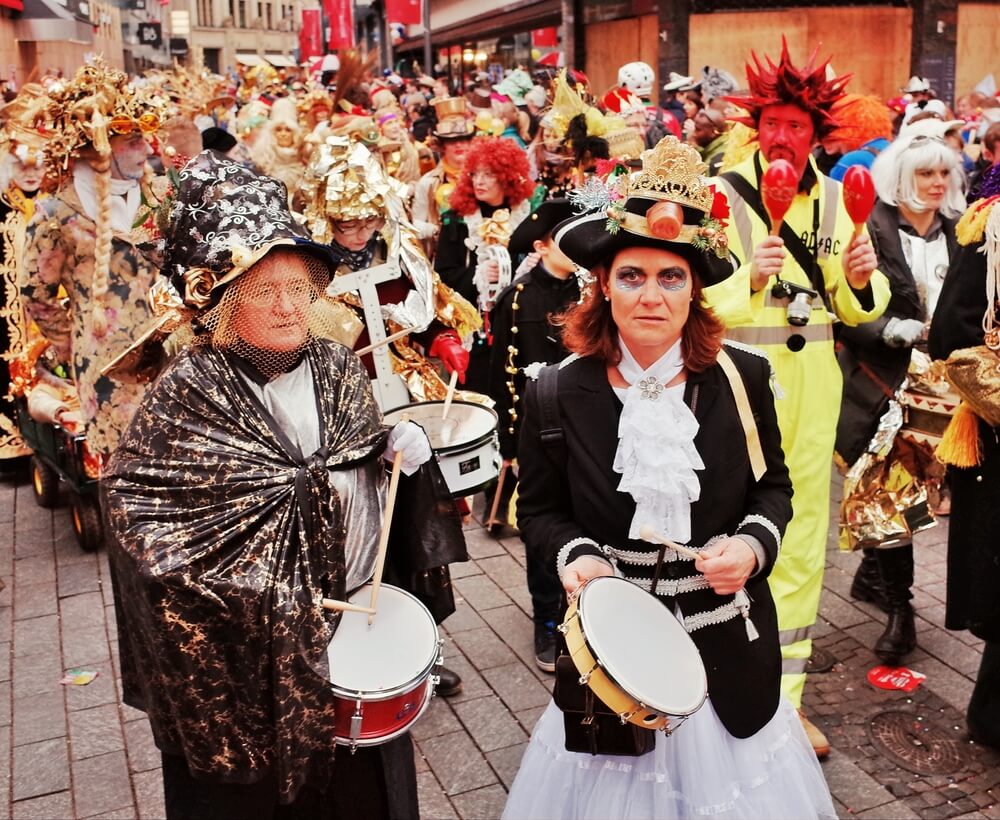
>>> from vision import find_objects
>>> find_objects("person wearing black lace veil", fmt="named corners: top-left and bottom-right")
top-left (101, 150), bottom-right (433, 818)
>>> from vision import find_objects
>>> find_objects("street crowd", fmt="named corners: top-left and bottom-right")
top-left (0, 41), bottom-right (998, 819)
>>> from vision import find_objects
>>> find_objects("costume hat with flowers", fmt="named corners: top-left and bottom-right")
top-left (554, 136), bottom-right (734, 285)
top-left (0, 83), bottom-right (49, 177)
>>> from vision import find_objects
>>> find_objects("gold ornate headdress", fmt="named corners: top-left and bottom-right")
top-left (629, 139), bottom-right (716, 212)
top-left (0, 83), bottom-right (50, 169)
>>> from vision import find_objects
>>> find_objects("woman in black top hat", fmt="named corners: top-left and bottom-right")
top-left (502, 138), bottom-right (835, 819)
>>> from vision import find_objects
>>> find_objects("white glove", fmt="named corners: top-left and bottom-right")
top-left (514, 251), bottom-right (541, 279)
top-left (881, 317), bottom-right (925, 348)
top-left (384, 421), bottom-right (432, 476)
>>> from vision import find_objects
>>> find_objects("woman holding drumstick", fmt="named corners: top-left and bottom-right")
top-left (503, 138), bottom-right (835, 819)
top-left (102, 151), bottom-right (432, 819)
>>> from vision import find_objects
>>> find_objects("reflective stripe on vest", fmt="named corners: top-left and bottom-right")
top-left (779, 626), bottom-right (812, 646)
top-left (782, 656), bottom-right (809, 675)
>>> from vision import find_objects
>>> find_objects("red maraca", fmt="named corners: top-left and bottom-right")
top-left (842, 165), bottom-right (877, 239)
top-left (760, 159), bottom-right (798, 237)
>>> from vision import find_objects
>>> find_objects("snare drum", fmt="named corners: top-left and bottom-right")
top-left (899, 388), bottom-right (961, 447)
top-left (559, 576), bottom-right (707, 732)
top-left (327, 583), bottom-right (442, 748)
top-left (384, 401), bottom-right (500, 497)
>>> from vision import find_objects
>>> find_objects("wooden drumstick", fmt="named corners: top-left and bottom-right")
top-left (441, 369), bottom-right (459, 420)
top-left (368, 413), bottom-right (409, 624)
top-left (638, 525), bottom-right (701, 561)
top-left (355, 326), bottom-right (418, 358)
top-left (322, 598), bottom-right (376, 615)
top-left (485, 460), bottom-right (510, 529)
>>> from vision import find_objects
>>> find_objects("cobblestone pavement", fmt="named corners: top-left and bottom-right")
top-left (1, 463), bottom-right (999, 819)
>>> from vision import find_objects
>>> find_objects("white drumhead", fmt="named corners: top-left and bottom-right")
top-left (578, 576), bottom-right (707, 716)
top-left (327, 584), bottom-right (439, 694)
top-left (384, 402), bottom-right (497, 452)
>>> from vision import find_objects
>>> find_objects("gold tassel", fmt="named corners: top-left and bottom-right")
top-left (936, 402), bottom-right (981, 467)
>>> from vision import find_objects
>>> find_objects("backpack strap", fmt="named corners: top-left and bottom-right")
top-left (716, 348), bottom-right (767, 482)
top-left (536, 363), bottom-right (566, 467)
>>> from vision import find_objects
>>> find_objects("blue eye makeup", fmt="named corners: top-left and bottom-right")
top-left (613, 266), bottom-right (689, 292)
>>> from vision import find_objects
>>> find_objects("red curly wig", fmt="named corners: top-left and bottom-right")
top-left (448, 137), bottom-right (535, 216)
top-left (726, 37), bottom-right (852, 141)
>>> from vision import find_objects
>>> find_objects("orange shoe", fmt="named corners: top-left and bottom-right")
top-left (798, 709), bottom-right (831, 758)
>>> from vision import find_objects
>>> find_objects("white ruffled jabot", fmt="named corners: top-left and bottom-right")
top-left (613, 336), bottom-right (703, 544)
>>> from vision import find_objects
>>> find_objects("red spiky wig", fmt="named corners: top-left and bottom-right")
top-left (725, 37), bottom-right (852, 141)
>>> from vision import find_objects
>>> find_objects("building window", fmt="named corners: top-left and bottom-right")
top-left (238, 0), bottom-right (246, 27)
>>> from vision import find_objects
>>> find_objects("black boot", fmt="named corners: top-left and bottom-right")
top-left (850, 548), bottom-right (889, 612)
top-left (435, 666), bottom-right (463, 697)
top-left (874, 544), bottom-right (917, 665)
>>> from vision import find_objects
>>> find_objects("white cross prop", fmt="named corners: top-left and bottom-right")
top-left (326, 259), bottom-right (406, 410)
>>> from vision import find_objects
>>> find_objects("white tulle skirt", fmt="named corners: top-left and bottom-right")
top-left (501, 697), bottom-right (836, 820)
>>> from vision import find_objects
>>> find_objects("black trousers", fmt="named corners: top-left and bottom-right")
top-left (161, 732), bottom-right (418, 820)
top-left (969, 640), bottom-right (1000, 748)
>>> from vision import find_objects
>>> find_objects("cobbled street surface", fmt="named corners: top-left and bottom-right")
top-left (1, 466), bottom-right (999, 819)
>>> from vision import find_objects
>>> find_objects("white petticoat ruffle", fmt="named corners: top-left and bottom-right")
top-left (501, 698), bottom-right (836, 820)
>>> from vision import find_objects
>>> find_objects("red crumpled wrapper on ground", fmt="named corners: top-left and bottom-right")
top-left (867, 665), bottom-right (926, 692)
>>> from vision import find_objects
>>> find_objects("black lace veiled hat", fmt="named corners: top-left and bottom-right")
top-left (160, 150), bottom-right (337, 310)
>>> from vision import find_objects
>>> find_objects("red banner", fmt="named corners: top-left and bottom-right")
top-left (324, 0), bottom-right (353, 50)
top-left (299, 9), bottom-right (322, 62)
top-left (386, 0), bottom-right (420, 25)
top-left (531, 27), bottom-right (558, 47)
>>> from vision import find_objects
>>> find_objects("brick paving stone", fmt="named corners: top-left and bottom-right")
top-left (13, 555), bottom-right (55, 588)
top-left (0, 547), bottom-right (13, 577)
top-left (419, 730), bottom-right (497, 796)
top-left (12, 737), bottom-right (70, 801)
top-left (12, 691), bottom-right (66, 747)
top-left (11, 649), bottom-right (61, 699)
top-left (822, 749), bottom-right (895, 813)
top-left (61, 623), bottom-right (111, 668)
top-left (56, 560), bottom-right (100, 598)
top-left (72, 751), bottom-right (132, 818)
top-left (502, 584), bottom-right (533, 618)
top-left (820, 589), bottom-right (873, 630)
top-left (0, 725), bottom-right (10, 811)
top-left (64, 661), bottom-right (117, 712)
top-left (415, 771), bottom-right (458, 820)
top-left (513, 705), bottom-right (546, 735)
top-left (914, 657), bottom-right (976, 715)
top-left (452, 574), bottom-right (511, 612)
top-left (918, 627), bottom-right (984, 678)
top-left (485, 742), bottom-right (527, 789)
top-left (413, 741), bottom-right (429, 773)
top-left (450, 784), bottom-right (509, 819)
top-left (409, 697), bottom-right (462, 742)
top-left (60, 592), bottom-right (107, 629)
top-left (449, 627), bottom-right (517, 670)
top-left (11, 790), bottom-right (73, 819)
top-left (84, 806), bottom-right (139, 819)
top-left (68, 704), bottom-right (124, 760)
top-left (0, 576), bottom-right (11, 609)
top-left (123, 715), bottom-right (161, 773)
top-left (480, 662), bottom-right (552, 713)
top-left (475, 555), bottom-right (526, 591)
top-left (12, 614), bottom-right (58, 657)
top-left (462, 529), bottom-right (508, 561)
top-left (855, 798), bottom-right (922, 818)
top-left (0, 681), bottom-right (8, 728)
top-left (132, 768), bottom-right (166, 820)
top-left (12, 582), bottom-right (57, 622)
top-left (437, 646), bottom-right (492, 704)
top-left (452, 695), bottom-right (528, 753)
top-left (441, 600), bottom-right (488, 634)
top-left (448, 559), bottom-right (481, 580)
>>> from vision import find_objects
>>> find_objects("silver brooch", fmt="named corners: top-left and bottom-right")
top-left (638, 376), bottom-right (664, 401)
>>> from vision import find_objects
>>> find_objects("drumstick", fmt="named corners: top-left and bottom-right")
top-left (638, 525), bottom-right (701, 561)
top-left (441, 369), bottom-right (459, 419)
top-left (322, 598), bottom-right (377, 615)
top-left (485, 460), bottom-right (510, 528)
top-left (355, 326), bottom-right (418, 358)
top-left (368, 414), bottom-right (409, 625)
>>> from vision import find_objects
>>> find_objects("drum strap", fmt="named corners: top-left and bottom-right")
top-left (537, 364), bottom-right (566, 467)
top-left (717, 349), bottom-right (767, 482)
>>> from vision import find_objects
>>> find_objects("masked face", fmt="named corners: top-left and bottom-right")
top-left (10, 155), bottom-right (44, 193)
top-left (273, 123), bottom-right (295, 148)
top-left (231, 251), bottom-right (316, 353)
top-left (109, 133), bottom-right (152, 181)
top-left (757, 103), bottom-right (816, 181)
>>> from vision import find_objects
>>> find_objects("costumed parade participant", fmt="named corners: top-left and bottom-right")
top-left (0, 84), bottom-right (48, 466)
top-left (502, 137), bottom-right (835, 820)
top-left (435, 136), bottom-right (541, 392)
top-left (836, 131), bottom-right (965, 666)
top-left (411, 96), bottom-right (475, 252)
top-left (703, 40), bottom-right (890, 755)
top-left (103, 150), bottom-right (435, 817)
top-left (928, 167), bottom-right (1000, 750)
top-left (486, 198), bottom-right (579, 670)
top-left (824, 94), bottom-right (894, 182)
top-left (302, 139), bottom-right (479, 696)
top-left (250, 97), bottom-right (307, 207)
top-left (21, 59), bottom-right (167, 464)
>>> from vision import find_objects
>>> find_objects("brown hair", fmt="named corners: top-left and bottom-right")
top-left (558, 252), bottom-right (726, 372)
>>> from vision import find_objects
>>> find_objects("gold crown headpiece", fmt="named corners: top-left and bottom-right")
top-left (301, 137), bottom-right (389, 243)
top-left (0, 83), bottom-right (51, 166)
top-left (627, 138), bottom-right (715, 212)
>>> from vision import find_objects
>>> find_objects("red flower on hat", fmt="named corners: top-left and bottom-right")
top-left (595, 158), bottom-right (629, 179)
top-left (710, 187), bottom-right (730, 225)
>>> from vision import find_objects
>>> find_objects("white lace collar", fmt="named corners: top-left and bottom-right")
top-left (613, 336), bottom-right (703, 544)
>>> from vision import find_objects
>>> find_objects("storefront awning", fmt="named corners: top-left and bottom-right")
top-left (16, 0), bottom-right (93, 41)
top-left (235, 53), bottom-right (262, 66)
top-left (264, 53), bottom-right (297, 68)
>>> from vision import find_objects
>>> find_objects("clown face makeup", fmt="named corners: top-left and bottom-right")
top-left (757, 103), bottom-right (816, 180)
top-left (109, 133), bottom-right (152, 181)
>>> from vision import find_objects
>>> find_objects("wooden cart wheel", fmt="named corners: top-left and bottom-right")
top-left (70, 494), bottom-right (103, 552)
top-left (31, 456), bottom-right (60, 508)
